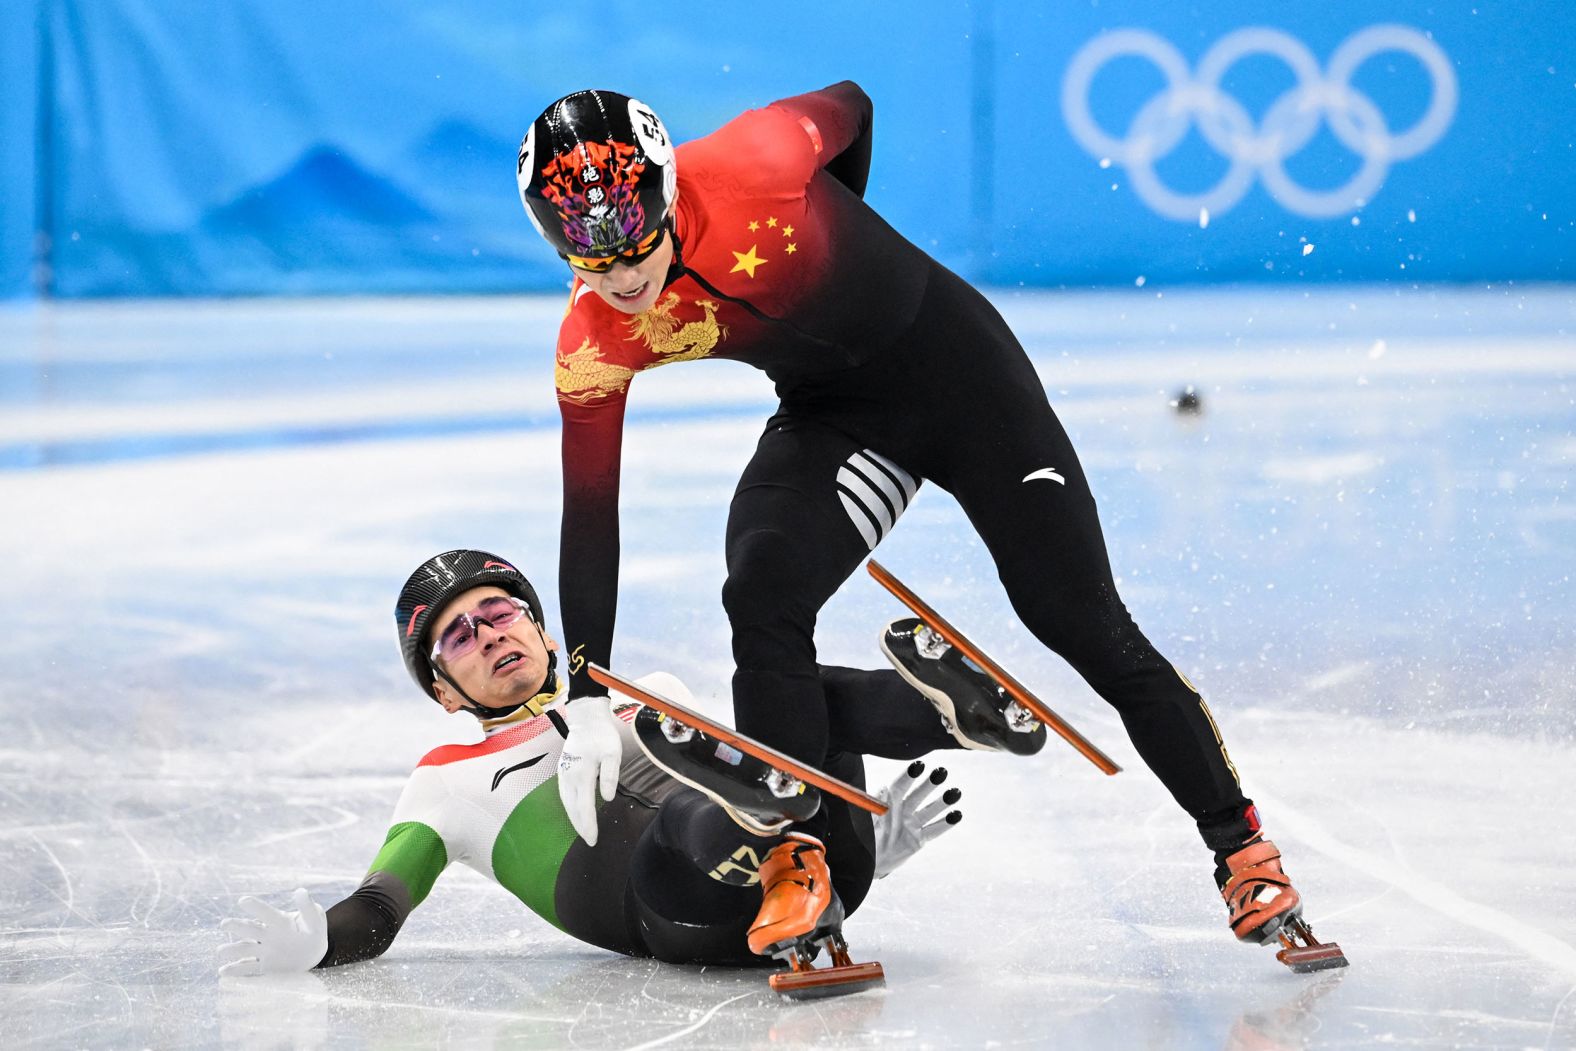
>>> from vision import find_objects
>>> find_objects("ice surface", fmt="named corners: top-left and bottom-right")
top-left (2, 286), bottom-right (1574, 1048)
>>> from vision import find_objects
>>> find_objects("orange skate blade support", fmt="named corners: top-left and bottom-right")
top-left (1276, 918), bottom-right (1349, 973)
top-left (769, 960), bottom-right (885, 1000)
top-left (866, 560), bottom-right (1122, 775)
top-left (587, 663), bottom-right (889, 817)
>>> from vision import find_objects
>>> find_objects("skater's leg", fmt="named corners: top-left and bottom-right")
top-left (723, 416), bottom-right (918, 769)
top-left (903, 267), bottom-right (1249, 829)
top-left (819, 752), bottom-right (877, 917)
top-left (631, 751), bottom-right (895, 985)
top-left (818, 664), bottom-right (961, 760)
top-left (947, 400), bottom-right (1249, 824)
top-left (630, 709), bottom-right (873, 964)
top-left (741, 762), bottom-right (882, 964)
top-left (903, 274), bottom-right (1334, 957)
top-left (629, 788), bottom-right (778, 966)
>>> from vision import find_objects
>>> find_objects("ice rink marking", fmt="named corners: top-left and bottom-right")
top-left (251, 804), bottom-right (360, 847)
top-left (620, 991), bottom-right (757, 1050)
top-left (1265, 792), bottom-right (1576, 980)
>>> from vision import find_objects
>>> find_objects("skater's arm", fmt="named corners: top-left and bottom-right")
top-left (558, 389), bottom-right (630, 699)
top-left (769, 81), bottom-right (873, 198)
top-left (318, 871), bottom-right (413, 967)
top-left (318, 820), bottom-right (447, 967)
top-left (217, 820), bottom-right (447, 976)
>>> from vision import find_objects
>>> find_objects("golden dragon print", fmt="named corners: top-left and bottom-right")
top-left (556, 338), bottom-right (636, 405)
top-left (626, 292), bottom-right (727, 363)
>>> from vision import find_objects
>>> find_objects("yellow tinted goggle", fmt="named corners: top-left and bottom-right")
top-left (563, 225), bottom-right (667, 273)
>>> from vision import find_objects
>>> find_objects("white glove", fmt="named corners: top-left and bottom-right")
top-left (558, 694), bottom-right (623, 846)
top-left (873, 761), bottom-right (963, 879)
top-left (217, 888), bottom-right (328, 977)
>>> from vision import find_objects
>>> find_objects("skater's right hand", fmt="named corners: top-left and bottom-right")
top-left (217, 889), bottom-right (328, 977)
top-left (873, 762), bottom-right (962, 879)
top-left (558, 694), bottom-right (623, 846)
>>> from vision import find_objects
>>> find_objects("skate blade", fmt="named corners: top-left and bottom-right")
top-left (769, 960), bottom-right (885, 1000)
top-left (1276, 919), bottom-right (1349, 973)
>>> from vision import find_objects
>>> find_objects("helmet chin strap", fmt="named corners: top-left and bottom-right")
top-left (434, 623), bottom-right (561, 721)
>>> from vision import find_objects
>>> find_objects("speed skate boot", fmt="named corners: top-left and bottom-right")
top-left (633, 707), bottom-right (820, 835)
top-left (881, 618), bottom-right (1047, 755)
top-left (748, 834), bottom-right (837, 956)
top-left (1222, 839), bottom-right (1301, 944)
top-left (1221, 839), bottom-right (1348, 972)
top-left (749, 834), bottom-right (885, 998)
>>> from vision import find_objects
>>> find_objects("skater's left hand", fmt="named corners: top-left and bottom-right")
top-left (873, 761), bottom-right (962, 879)
top-left (217, 889), bottom-right (328, 977)
top-left (558, 694), bottom-right (623, 846)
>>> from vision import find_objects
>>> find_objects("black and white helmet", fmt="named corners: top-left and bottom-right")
top-left (517, 89), bottom-right (677, 259)
top-left (395, 549), bottom-right (546, 701)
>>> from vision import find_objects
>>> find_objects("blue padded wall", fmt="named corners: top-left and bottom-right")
top-left (0, 2), bottom-right (39, 298)
top-left (6, 1), bottom-right (1573, 296)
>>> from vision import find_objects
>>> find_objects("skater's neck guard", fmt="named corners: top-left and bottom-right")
top-left (480, 675), bottom-right (563, 734)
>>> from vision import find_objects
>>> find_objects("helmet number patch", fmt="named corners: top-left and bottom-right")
top-left (516, 124), bottom-right (547, 234)
top-left (516, 123), bottom-right (536, 182)
top-left (628, 98), bottom-right (673, 166)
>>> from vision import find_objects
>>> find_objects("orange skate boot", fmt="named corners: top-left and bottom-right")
top-left (1221, 839), bottom-right (1347, 972)
top-left (749, 834), bottom-right (884, 998)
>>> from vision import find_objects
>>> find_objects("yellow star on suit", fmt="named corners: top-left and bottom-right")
top-left (730, 244), bottom-right (768, 278)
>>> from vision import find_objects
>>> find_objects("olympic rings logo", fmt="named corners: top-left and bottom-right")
top-left (1060, 25), bottom-right (1458, 220)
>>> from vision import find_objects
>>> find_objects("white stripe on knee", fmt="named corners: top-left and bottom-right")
top-left (836, 449), bottom-right (922, 551)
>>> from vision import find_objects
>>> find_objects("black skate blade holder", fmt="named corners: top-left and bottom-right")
top-left (588, 663), bottom-right (889, 817)
top-left (1276, 917), bottom-right (1349, 973)
top-left (657, 715), bottom-right (809, 804)
top-left (867, 560), bottom-right (1122, 775)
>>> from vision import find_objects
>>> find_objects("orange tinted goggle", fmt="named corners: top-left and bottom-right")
top-left (562, 225), bottom-right (667, 273)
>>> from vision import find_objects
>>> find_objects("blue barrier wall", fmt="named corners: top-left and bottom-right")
top-left (1, 3), bottom-right (39, 298)
top-left (989, 1), bottom-right (1576, 288)
top-left (5, 1), bottom-right (1574, 297)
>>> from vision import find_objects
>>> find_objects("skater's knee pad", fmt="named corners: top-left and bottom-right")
top-left (722, 526), bottom-right (833, 628)
top-left (630, 823), bottom-right (768, 967)
top-left (723, 526), bottom-right (795, 599)
top-left (632, 830), bottom-right (760, 921)
top-left (651, 789), bottom-right (777, 887)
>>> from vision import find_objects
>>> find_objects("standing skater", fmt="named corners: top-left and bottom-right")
top-left (518, 83), bottom-right (1333, 965)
